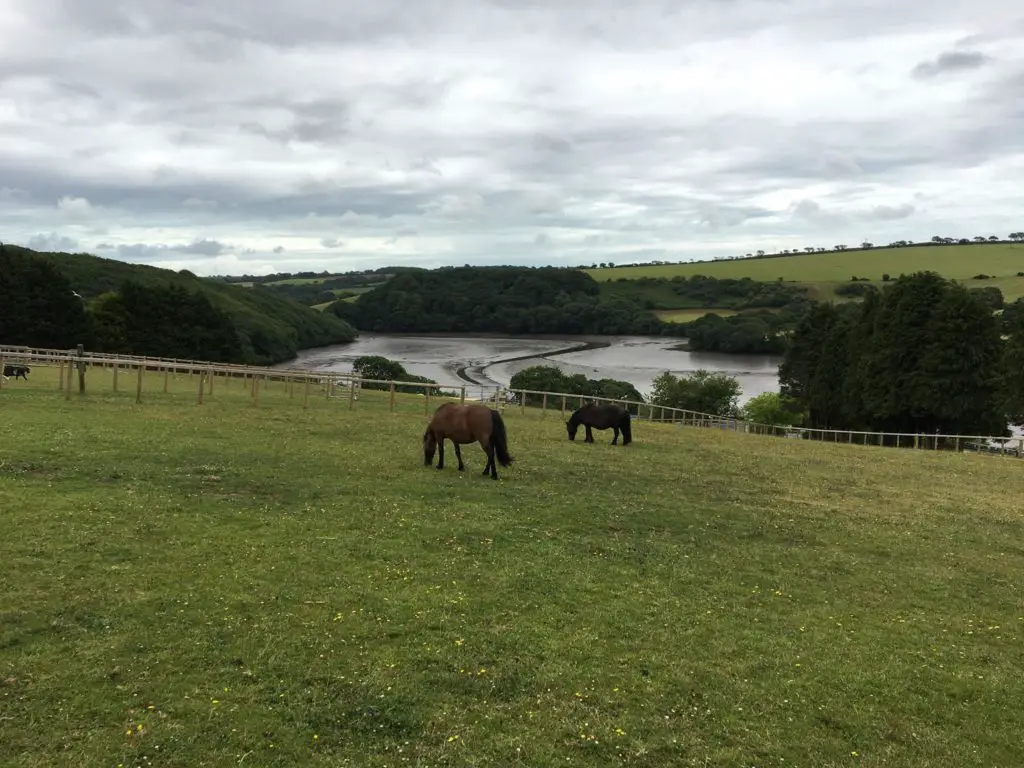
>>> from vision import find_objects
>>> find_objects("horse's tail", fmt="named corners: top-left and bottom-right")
top-left (620, 410), bottom-right (633, 445)
top-left (489, 409), bottom-right (514, 467)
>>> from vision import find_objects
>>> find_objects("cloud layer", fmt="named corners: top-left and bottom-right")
top-left (1, 0), bottom-right (1022, 275)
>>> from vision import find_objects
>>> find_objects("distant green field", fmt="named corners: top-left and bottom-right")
top-left (588, 244), bottom-right (1024, 303)
top-left (655, 308), bottom-right (739, 323)
top-left (266, 276), bottom-right (333, 285)
top-left (332, 285), bottom-right (379, 296)
top-left (586, 244), bottom-right (1024, 283)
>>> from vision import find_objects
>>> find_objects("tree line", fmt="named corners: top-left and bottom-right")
top-left (329, 266), bottom-right (666, 336)
top-left (0, 244), bottom-right (357, 364)
top-left (329, 265), bottom-right (811, 344)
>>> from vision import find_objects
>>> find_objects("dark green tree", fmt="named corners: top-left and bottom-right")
top-left (649, 369), bottom-right (741, 416)
top-left (0, 244), bottom-right (91, 348)
top-left (351, 355), bottom-right (442, 395)
top-left (91, 281), bottom-right (243, 361)
top-left (509, 365), bottom-right (644, 411)
top-left (781, 272), bottom-right (1008, 438)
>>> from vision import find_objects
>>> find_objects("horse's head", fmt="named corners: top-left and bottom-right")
top-left (565, 419), bottom-right (578, 441)
top-left (423, 429), bottom-right (437, 465)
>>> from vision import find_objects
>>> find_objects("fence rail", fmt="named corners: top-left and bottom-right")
top-left (2, 347), bottom-right (1021, 460)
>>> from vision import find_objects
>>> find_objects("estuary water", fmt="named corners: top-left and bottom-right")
top-left (283, 333), bottom-right (783, 404)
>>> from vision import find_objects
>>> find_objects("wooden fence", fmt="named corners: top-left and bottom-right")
top-left (2, 346), bottom-right (1022, 460)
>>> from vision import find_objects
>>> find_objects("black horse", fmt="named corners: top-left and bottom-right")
top-left (566, 402), bottom-right (632, 446)
top-left (2, 364), bottom-right (29, 380)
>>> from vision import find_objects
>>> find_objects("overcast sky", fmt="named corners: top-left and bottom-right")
top-left (1, 1), bottom-right (1021, 276)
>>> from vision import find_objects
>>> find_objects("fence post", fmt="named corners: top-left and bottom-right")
top-left (520, 391), bottom-right (525, 414)
top-left (207, 366), bottom-right (214, 396)
top-left (460, 385), bottom-right (466, 405)
top-left (113, 360), bottom-right (119, 393)
top-left (135, 363), bottom-right (143, 404)
top-left (389, 381), bottom-right (396, 412)
top-left (560, 395), bottom-right (566, 417)
top-left (303, 375), bottom-right (311, 409)
top-left (348, 377), bottom-right (356, 410)
top-left (57, 359), bottom-right (64, 391)
top-left (197, 370), bottom-right (204, 404)
top-left (76, 344), bottom-right (86, 394)
top-left (542, 393), bottom-right (547, 416)
top-left (163, 367), bottom-right (170, 394)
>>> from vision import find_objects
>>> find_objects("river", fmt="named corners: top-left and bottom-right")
top-left (283, 333), bottom-right (783, 404)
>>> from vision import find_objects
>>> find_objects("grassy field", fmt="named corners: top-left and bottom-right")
top-left (587, 244), bottom-right (1024, 302)
top-left (655, 308), bottom-right (739, 323)
top-left (3, 365), bottom-right (1024, 766)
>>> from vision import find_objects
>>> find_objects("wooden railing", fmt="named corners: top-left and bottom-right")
top-left (2, 346), bottom-right (1021, 459)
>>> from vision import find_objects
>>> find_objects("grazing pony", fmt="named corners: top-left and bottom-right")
top-left (423, 402), bottom-right (514, 480)
top-left (566, 402), bottom-right (632, 446)
top-left (2, 364), bottom-right (29, 380)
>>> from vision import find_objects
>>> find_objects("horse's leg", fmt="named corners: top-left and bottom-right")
top-left (437, 437), bottom-right (446, 470)
top-left (480, 438), bottom-right (494, 476)
top-left (611, 426), bottom-right (619, 445)
top-left (487, 441), bottom-right (499, 480)
top-left (585, 425), bottom-right (594, 443)
top-left (454, 443), bottom-right (465, 471)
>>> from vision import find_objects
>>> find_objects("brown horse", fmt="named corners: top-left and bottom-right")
top-left (423, 402), bottom-right (514, 480)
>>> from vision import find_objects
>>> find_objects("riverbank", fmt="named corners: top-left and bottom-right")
top-left (281, 332), bottom-right (784, 403)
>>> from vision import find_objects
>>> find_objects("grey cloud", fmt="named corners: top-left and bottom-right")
top-left (791, 200), bottom-right (823, 218)
top-left (26, 233), bottom-right (80, 252)
top-left (870, 203), bottom-right (916, 220)
top-left (96, 239), bottom-right (234, 262)
top-left (320, 237), bottom-right (345, 248)
top-left (911, 50), bottom-right (994, 79)
top-left (696, 203), bottom-right (775, 229)
top-left (179, 238), bottom-right (231, 255)
top-left (532, 133), bottom-right (573, 154)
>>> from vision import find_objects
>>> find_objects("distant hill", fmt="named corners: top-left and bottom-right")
top-left (0, 244), bottom-right (357, 364)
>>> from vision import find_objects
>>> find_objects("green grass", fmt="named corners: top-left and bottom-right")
top-left (265, 276), bottom-right (334, 285)
top-left (655, 308), bottom-right (739, 323)
top-left (3, 365), bottom-right (1024, 766)
top-left (332, 285), bottom-right (379, 296)
top-left (587, 244), bottom-right (1024, 301)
